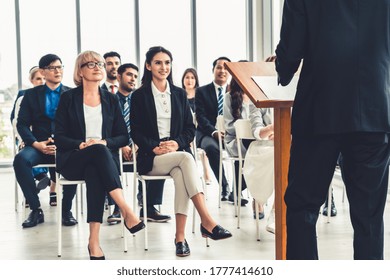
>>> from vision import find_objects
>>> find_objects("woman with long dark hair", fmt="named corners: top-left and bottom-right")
top-left (131, 46), bottom-right (232, 257)
top-left (224, 77), bottom-right (274, 219)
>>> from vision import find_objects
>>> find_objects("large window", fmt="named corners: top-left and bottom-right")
top-left (196, 0), bottom-right (247, 86)
top-left (139, 0), bottom-right (192, 86)
top-left (80, 0), bottom-right (136, 66)
top-left (0, 0), bottom-right (18, 159)
top-left (19, 0), bottom-right (77, 87)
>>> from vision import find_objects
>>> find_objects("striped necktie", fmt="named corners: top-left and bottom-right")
top-left (217, 86), bottom-right (223, 115)
top-left (123, 96), bottom-right (131, 137)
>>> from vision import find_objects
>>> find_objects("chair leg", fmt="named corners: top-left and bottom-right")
top-left (237, 161), bottom-right (242, 229)
top-left (57, 174), bottom-right (62, 257)
top-left (254, 200), bottom-right (260, 241)
top-left (14, 178), bottom-right (19, 212)
top-left (218, 157), bottom-right (223, 208)
top-left (327, 186), bottom-right (332, 223)
top-left (142, 179), bottom-right (148, 251)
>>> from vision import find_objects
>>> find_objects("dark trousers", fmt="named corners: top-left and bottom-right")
top-left (285, 132), bottom-right (390, 260)
top-left (123, 164), bottom-right (165, 207)
top-left (198, 135), bottom-right (229, 193)
top-left (59, 145), bottom-right (122, 223)
top-left (13, 146), bottom-right (76, 213)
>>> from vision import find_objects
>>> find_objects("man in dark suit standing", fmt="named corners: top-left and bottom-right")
top-left (276, 0), bottom-right (390, 259)
top-left (196, 57), bottom-right (248, 204)
top-left (14, 54), bottom-right (77, 228)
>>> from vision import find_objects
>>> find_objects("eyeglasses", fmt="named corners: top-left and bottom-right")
top-left (44, 65), bottom-right (64, 72)
top-left (81, 61), bottom-right (105, 69)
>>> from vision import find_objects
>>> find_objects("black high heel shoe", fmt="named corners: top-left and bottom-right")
top-left (124, 220), bottom-right (145, 234)
top-left (200, 224), bottom-right (232, 240)
top-left (87, 245), bottom-right (105, 260)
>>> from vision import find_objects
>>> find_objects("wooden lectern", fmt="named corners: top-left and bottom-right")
top-left (225, 61), bottom-right (294, 260)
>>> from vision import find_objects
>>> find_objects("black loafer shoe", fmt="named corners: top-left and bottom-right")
top-left (22, 209), bottom-right (44, 228)
top-left (107, 211), bottom-right (121, 224)
top-left (228, 193), bottom-right (248, 206)
top-left (221, 192), bottom-right (229, 201)
top-left (253, 211), bottom-right (265, 220)
top-left (175, 239), bottom-right (190, 257)
top-left (62, 211), bottom-right (78, 226)
top-left (137, 192), bottom-right (143, 207)
top-left (200, 224), bottom-right (232, 240)
top-left (140, 207), bottom-right (171, 222)
top-left (36, 175), bottom-right (50, 193)
top-left (322, 205), bottom-right (337, 217)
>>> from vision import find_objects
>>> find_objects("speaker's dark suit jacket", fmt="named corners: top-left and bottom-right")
top-left (130, 83), bottom-right (195, 175)
top-left (17, 84), bottom-right (71, 146)
top-left (194, 82), bottom-right (219, 143)
top-left (276, 0), bottom-right (390, 135)
top-left (55, 86), bottom-right (128, 171)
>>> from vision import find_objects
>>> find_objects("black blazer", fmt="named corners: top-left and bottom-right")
top-left (100, 83), bottom-right (108, 91)
top-left (130, 83), bottom-right (195, 175)
top-left (17, 84), bottom-right (71, 146)
top-left (55, 86), bottom-right (128, 171)
top-left (195, 82), bottom-right (219, 143)
top-left (275, 0), bottom-right (390, 135)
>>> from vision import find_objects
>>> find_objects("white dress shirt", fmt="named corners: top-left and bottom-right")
top-left (83, 103), bottom-right (102, 141)
top-left (151, 81), bottom-right (171, 139)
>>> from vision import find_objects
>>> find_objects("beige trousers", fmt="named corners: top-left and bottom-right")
top-left (147, 151), bottom-right (203, 215)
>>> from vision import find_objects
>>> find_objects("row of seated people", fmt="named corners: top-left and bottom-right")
top-left (13, 48), bottom-right (233, 260)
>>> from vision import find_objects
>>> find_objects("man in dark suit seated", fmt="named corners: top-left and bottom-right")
top-left (115, 63), bottom-right (171, 223)
top-left (101, 51), bottom-right (121, 94)
top-left (195, 57), bottom-right (247, 204)
top-left (13, 54), bottom-right (77, 228)
top-left (276, 0), bottom-right (390, 260)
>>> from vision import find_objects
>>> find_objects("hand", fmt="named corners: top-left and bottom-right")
top-left (85, 139), bottom-right (107, 146)
top-left (259, 124), bottom-right (274, 140)
top-left (79, 142), bottom-right (88, 150)
top-left (121, 146), bottom-right (132, 161)
top-left (212, 131), bottom-right (224, 141)
top-left (152, 146), bottom-right (170, 155)
top-left (32, 138), bottom-right (56, 155)
top-left (159, 140), bottom-right (179, 152)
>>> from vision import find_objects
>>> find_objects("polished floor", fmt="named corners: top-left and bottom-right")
top-left (0, 164), bottom-right (389, 260)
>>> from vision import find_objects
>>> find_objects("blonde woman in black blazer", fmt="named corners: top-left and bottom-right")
top-left (130, 46), bottom-right (232, 257)
top-left (55, 51), bottom-right (144, 260)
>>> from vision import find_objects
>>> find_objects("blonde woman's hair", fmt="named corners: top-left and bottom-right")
top-left (73, 50), bottom-right (105, 86)
top-left (28, 66), bottom-right (40, 82)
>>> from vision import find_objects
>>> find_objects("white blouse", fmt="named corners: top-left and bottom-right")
top-left (83, 103), bottom-right (102, 141)
top-left (151, 81), bottom-right (171, 139)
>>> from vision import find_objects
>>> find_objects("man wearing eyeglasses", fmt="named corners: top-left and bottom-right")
top-left (14, 54), bottom-right (77, 228)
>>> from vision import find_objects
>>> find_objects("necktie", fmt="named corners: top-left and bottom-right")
top-left (217, 87), bottom-right (223, 115)
top-left (110, 85), bottom-right (115, 94)
top-left (123, 96), bottom-right (131, 137)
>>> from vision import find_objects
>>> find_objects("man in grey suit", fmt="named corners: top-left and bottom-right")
top-left (276, 0), bottom-right (390, 260)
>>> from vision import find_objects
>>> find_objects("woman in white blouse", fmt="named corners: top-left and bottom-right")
top-left (55, 51), bottom-right (144, 260)
top-left (223, 78), bottom-right (274, 220)
top-left (130, 46), bottom-right (232, 257)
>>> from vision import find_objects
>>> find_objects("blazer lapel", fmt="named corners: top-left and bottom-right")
top-left (38, 86), bottom-right (47, 115)
top-left (100, 88), bottom-right (109, 139)
top-left (170, 87), bottom-right (179, 135)
top-left (144, 85), bottom-right (159, 139)
top-left (208, 83), bottom-right (218, 112)
top-left (74, 87), bottom-right (86, 140)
